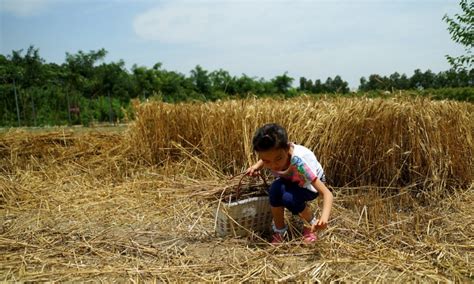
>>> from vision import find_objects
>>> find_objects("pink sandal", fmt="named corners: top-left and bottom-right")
top-left (271, 224), bottom-right (287, 245)
top-left (302, 228), bottom-right (318, 244)
top-left (271, 233), bottom-right (285, 244)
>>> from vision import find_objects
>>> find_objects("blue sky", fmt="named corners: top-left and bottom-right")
top-left (0, 0), bottom-right (465, 89)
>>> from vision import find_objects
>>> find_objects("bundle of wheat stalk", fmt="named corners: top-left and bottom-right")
top-left (130, 96), bottom-right (473, 190)
top-left (1, 96), bottom-right (473, 282)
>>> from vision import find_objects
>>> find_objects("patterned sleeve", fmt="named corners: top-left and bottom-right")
top-left (291, 156), bottom-right (318, 186)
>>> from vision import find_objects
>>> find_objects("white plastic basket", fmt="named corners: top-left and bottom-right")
top-left (215, 174), bottom-right (272, 237)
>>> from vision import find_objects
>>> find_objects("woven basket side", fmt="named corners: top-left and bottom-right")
top-left (216, 196), bottom-right (272, 237)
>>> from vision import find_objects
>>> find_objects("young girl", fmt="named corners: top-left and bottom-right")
top-left (246, 123), bottom-right (333, 244)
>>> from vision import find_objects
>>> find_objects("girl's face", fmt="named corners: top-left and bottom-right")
top-left (258, 147), bottom-right (291, 172)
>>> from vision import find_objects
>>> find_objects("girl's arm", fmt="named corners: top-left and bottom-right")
top-left (246, 159), bottom-right (264, 176)
top-left (311, 178), bottom-right (333, 231)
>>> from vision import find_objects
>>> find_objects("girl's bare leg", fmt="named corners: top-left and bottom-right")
top-left (271, 206), bottom-right (285, 229)
top-left (298, 205), bottom-right (313, 223)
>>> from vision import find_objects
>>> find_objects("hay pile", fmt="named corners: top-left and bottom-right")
top-left (1, 96), bottom-right (473, 281)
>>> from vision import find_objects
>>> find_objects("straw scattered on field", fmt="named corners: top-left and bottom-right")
top-left (1, 96), bottom-right (473, 282)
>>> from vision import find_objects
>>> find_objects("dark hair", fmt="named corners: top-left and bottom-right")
top-left (252, 123), bottom-right (289, 152)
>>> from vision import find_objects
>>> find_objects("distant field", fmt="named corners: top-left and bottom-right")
top-left (1, 97), bottom-right (472, 282)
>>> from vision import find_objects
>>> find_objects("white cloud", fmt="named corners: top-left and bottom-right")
top-left (132, 0), bottom-right (430, 50)
top-left (133, 1), bottom-right (315, 48)
top-left (0, 0), bottom-right (56, 17)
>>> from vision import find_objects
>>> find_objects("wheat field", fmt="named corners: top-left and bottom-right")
top-left (1, 96), bottom-right (473, 282)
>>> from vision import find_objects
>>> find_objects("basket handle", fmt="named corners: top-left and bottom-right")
top-left (235, 172), bottom-right (268, 200)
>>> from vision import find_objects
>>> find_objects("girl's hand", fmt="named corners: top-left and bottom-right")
top-left (246, 160), bottom-right (264, 176)
top-left (246, 165), bottom-right (260, 176)
top-left (310, 178), bottom-right (333, 232)
top-left (311, 217), bottom-right (328, 232)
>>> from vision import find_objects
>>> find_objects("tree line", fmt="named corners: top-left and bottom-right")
top-left (299, 69), bottom-right (472, 94)
top-left (0, 46), bottom-right (472, 127)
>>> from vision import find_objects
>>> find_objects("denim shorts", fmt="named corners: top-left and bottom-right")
top-left (269, 178), bottom-right (319, 214)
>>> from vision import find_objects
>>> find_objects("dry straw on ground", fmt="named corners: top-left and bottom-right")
top-left (1, 96), bottom-right (473, 282)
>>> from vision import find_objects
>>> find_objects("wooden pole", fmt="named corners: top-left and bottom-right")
top-left (31, 92), bottom-right (37, 126)
top-left (108, 91), bottom-right (114, 125)
top-left (13, 78), bottom-right (21, 126)
top-left (66, 88), bottom-right (71, 125)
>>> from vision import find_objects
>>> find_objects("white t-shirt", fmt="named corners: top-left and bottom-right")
top-left (271, 144), bottom-right (325, 193)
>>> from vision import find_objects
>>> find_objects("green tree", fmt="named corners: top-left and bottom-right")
top-left (20, 46), bottom-right (45, 88)
top-left (331, 75), bottom-right (350, 94)
top-left (324, 77), bottom-right (334, 92)
top-left (254, 78), bottom-right (271, 95)
top-left (313, 79), bottom-right (325, 93)
top-left (190, 65), bottom-right (212, 98)
top-left (298, 77), bottom-right (307, 92)
top-left (235, 74), bottom-right (258, 96)
top-left (272, 72), bottom-right (294, 94)
top-left (0, 54), bottom-right (18, 125)
top-left (131, 64), bottom-right (156, 99)
top-left (160, 70), bottom-right (193, 102)
top-left (443, 0), bottom-right (473, 70)
top-left (209, 69), bottom-right (232, 94)
top-left (64, 48), bottom-right (107, 98)
top-left (410, 69), bottom-right (425, 89)
top-left (398, 74), bottom-right (411, 90)
top-left (298, 77), bottom-right (314, 92)
top-left (1, 46), bottom-right (47, 126)
top-left (359, 77), bottom-right (368, 92)
top-left (96, 60), bottom-right (132, 101)
top-left (422, 70), bottom-right (436, 89)
top-left (306, 79), bottom-right (313, 93)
